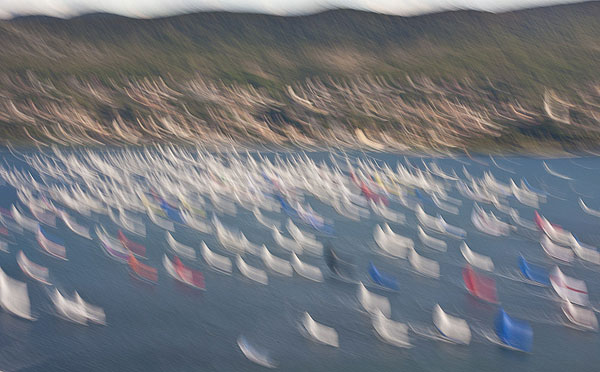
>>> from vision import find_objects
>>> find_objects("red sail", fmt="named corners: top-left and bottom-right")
top-left (118, 230), bottom-right (146, 257)
top-left (463, 265), bottom-right (498, 304)
top-left (128, 255), bottom-right (158, 283)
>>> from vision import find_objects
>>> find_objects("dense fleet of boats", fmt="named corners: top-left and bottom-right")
top-left (0, 145), bottom-right (599, 368)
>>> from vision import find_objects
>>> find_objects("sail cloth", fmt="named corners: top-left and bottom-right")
top-left (408, 248), bottom-right (440, 279)
top-left (462, 265), bottom-right (498, 303)
top-left (371, 309), bottom-right (412, 348)
top-left (0, 267), bottom-right (34, 320)
top-left (166, 232), bottom-right (196, 260)
top-left (128, 254), bottom-right (158, 284)
top-left (302, 312), bottom-right (339, 347)
top-left (236, 255), bottom-right (268, 285)
top-left (550, 266), bottom-right (589, 306)
top-left (541, 235), bottom-right (574, 262)
top-left (96, 226), bottom-right (129, 263)
top-left (200, 242), bottom-right (232, 274)
top-left (495, 308), bottom-right (533, 352)
top-left (261, 245), bottom-right (293, 277)
top-left (518, 255), bottom-right (549, 286)
top-left (433, 304), bottom-right (471, 345)
top-left (237, 336), bottom-right (277, 368)
top-left (417, 226), bottom-right (447, 252)
top-left (37, 225), bottom-right (67, 260)
top-left (162, 254), bottom-right (205, 290)
top-left (291, 252), bottom-right (323, 282)
top-left (357, 282), bottom-right (391, 317)
top-left (17, 250), bottom-right (51, 285)
top-left (562, 301), bottom-right (598, 331)
top-left (368, 262), bottom-right (399, 290)
top-left (460, 242), bottom-right (494, 272)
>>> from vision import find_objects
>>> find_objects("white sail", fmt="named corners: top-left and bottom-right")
top-left (271, 225), bottom-right (303, 254)
top-left (51, 289), bottom-right (88, 325)
top-left (570, 236), bottom-right (600, 265)
top-left (460, 242), bottom-right (494, 272)
top-left (74, 292), bottom-right (106, 325)
top-left (166, 232), bottom-right (196, 261)
top-left (433, 304), bottom-right (471, 344)
top-left (373, 225), bottom-right (408, 258)
top-left (11, 204), bottom-right (38, 232)
top-left (236, 255), bottom-right (268, 285)
top-left (200, 241), bottom-right (232, 274)
top-left (408, 248), bottom-right (440, 279)
top-left (541, 235), bottom-right (574, 262)
top-left (59, 210), bottom-right (91, 239)
top-left (550, 266), bottom-right (589, 306)
top-left (416, 205), bottom-right (442, 232)
top-left (237, 336), bottom-right (277, 368)
top-left (510, 179), bottom-right (539, 208)
top-left (562, 301), bottom-right (598, 332)
top-left (261, 245), bottom-right (293, 277)
top-left (370, 200), bottom-right (405, 223)
top-left (357, 282), bottom-right (391, 317)
top-left (579, 198), bottom-right (600, 218)
top-left (287, 219), bottom-right (323, 255)
top-left (371, 309), bottom-right (412, 348)
top-left (509, 208), bottom-right (537, 231)
top-left (291, 252), bottom-right (323, 282)
top-left (302, 312), bottom-right (339, 347)
top-left (253, 207), bottom-right (280, 229)
top-left (0, 267), bottom-right (34, 320)
top-left (383, 223), bottom-right (414, 250)
top-left (417, 226), bottom-right (447, 252)
top-left (17, 250), bottom-right (51, 285)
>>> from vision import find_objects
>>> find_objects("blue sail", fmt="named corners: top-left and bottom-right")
top-left (518, 255), bottom-right (550, 286)
top-left (495, 308), bottom-right (533, 352)
top-left (276, 195), bottom-right (298, 218)
top-left (368, 262), bottom-right (398, 290)
top-left (160, 200), bottom-right (184, 224)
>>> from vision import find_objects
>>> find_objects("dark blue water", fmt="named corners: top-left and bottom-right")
top-left (1, 149), bottom-right (600, 372)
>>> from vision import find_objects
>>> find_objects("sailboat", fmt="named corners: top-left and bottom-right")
top-left (562, 300), bottom-right (598, 332)
top-left (0, 267), bottom-right (34, 320)
top-left (462, 265), bottom-right (498, 304)
top-left (17, 250), bottom-right (51, 285)
top-left (433, 304), bottom-right (471, 344)
top-left (128, 254), bottom-right (158, 284)
top-left (357, 282), bottom-right (391, 317)
top-left (261, 245), bottom-right (293, 277)
top-left (162, 254), bottom-right (205, 290)
top-left (408, 248), bottom-right (440, 279)
top-left (236, 255), bottom-right (268, 285)
top-left (166, 232), bottom-right (196, 261)
top-left (368, 262), bottom-right (399, 290)
top-left (518, 255), bottom-right (549, 286)
top-left (237, 336), bottom-right (277, 368)
top-left (460, 242), bottom-right (494, 272)
top-left (301, 312), bottom-right (339, 347)
top-left (291, 252), bottom-right (323, 282)
top-left (493, 308), bottom-right (533, 352)
top-left (371, 309), bottom-right (412, 348)
top-left (540, 235), bottom-right (574, 262)
top-left (200, 242), bottom-right (232, 274)
top-left (37, 225), bottom-right (67, 260)
top-left (549, 266), bottom-right (589, 306)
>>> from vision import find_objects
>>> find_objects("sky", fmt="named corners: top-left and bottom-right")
top-left (0, 0), bottom-right (583, 19)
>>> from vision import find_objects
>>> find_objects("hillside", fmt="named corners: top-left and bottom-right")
top-left (0, 2), bottom-right (599, 151)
